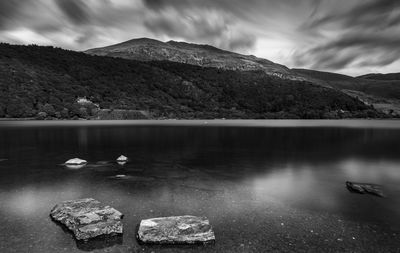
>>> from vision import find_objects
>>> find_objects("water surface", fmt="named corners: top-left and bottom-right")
top-left (0, 120), bottom-right (399, 252)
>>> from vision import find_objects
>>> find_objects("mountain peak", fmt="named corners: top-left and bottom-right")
top-left (166, 40), bottom-right (228, 53)
top-left (85, 37), bottom-right (304, 81)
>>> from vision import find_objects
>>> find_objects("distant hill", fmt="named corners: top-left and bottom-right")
top-left (357, 73), bottom-right (400, 81)
top-left (292, 69), bottom-right (400, 99)
top-left (292, 69), bottom-right (400, 116)
top-left (85, 38), bottom-right (305, 81)
top-left (0, 43), bottom-right (381, 119)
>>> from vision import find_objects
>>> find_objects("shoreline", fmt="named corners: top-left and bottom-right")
top-left (1, 119), bottom-right (400, 129)
top-left (1, 117), bottom-right (399, 121)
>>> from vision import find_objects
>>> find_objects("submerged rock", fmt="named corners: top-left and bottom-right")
top-left (116, 155), bottom-right (128, 162)
top-left (108, 175), bottom-right (155, 182)
top-left (110, 174), bottom-right (129, 179)
top-left (346, 181), bottom-right (385, 197)
top-left (50, 198), bottom-right (123, 240)
top-left (137, 215), bottom-right (215, 244)
top-left (65, 164), bottom-right (87, 169)
top-left (65, 158), bottom-right (87, 165)
top-left (96, 161), bottom-right (112, 165)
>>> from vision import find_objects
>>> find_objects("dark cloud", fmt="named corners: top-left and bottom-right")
top-left (293, 0), bottom-right (400, 73)
top-left (294, 34), bottom-right (400, 70)
top-left (228, 35), bottom-right (256, 51)
top-left (143, 0), bottom-right (167, 10)
top-left (144, 12), bottom-right (228, 40)
top-left (0, 1), bottom-right (24, 29)
top-left (55, 0), bottom-right (90, 25)
top-left (307, 0), bottom-right (400, 30)
top-left (143, 3), bottom-right (256, 51)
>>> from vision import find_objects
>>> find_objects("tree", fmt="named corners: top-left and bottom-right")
top-left (79, 107), bottom-right (88, 118)
top-left (42, 103), bottom-right (56, 117)
top-left (0, 106), bottom-right (4, 117)
top-left (6, 99), bottom-right (34, 118)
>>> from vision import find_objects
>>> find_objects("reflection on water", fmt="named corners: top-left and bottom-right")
top-left (0, 120), bottom-right (399, 252)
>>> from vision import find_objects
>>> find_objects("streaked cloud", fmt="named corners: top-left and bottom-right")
top-left (0, 0), bottom-right (399, 76)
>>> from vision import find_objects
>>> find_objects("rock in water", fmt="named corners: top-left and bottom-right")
top-left (346, 181), bottom-right (385, 197)
top-left (65, 158), bottom-right (87, 165)
top-left (50, 198), bottom-right (123, 240)
top-left (116, 155), bottom-right (128, 162)
top-left (137, 215), bottom-right (215, 244)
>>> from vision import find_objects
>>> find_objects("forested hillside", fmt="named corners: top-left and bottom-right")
top-left (0, 43), bottom-right (383, 119)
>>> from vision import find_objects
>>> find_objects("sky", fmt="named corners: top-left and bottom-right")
top-left (0, 0), bottom-right (399, 76)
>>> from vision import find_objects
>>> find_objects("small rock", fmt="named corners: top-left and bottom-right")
top-left (65, 158), bottom-right (87, 165)
top-left (137, 215), bottom-right (215, 244)
top-left (346, 181), bottom-right (385, 197)
top-left (116, 155), bottom-right (128, 162)
top-left (50, 198), bottom-right (123, 240)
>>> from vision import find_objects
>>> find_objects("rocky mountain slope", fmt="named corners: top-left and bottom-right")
top-left (0, 43), bottom-right (382, 119)
top-left (85, 38), bottom-right (305, 81)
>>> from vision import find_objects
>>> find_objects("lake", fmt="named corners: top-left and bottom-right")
top-left (0, 120), bottom-right (399, 252)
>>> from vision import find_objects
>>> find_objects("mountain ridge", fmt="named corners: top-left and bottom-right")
top-left (357, 73), bottom-right (400, 81)
top-left (0, 42), bottom-right (383, 119)
top-left (85, 38), bottom-right (304, 81)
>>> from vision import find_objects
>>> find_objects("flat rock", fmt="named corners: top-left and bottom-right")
top-left (50, 198), bottom-right (123, 240)
top-left (137, 215), bottom-right (215, 244)
top-left (65, 158), bottom-right (87, 165)
top-left (346, 181), bottom-right (385, 197)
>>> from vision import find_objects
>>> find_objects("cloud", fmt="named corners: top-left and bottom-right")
top-left (143, 7), bottom-right (256, 51)
top-left (144, 8), bottom-right (229, 40)
top-left (308, 0), bottom-right (400, 30)
top-left (55, 0), bottom-right (91, 25)
top-left (0, 1), bottom-right (23, 29)
top-left (0, 0), bottom-right (399, 75)
top-left (292, 0), bottom-right (400, 74)
top-left (294, 33), bottom-right (400, 70)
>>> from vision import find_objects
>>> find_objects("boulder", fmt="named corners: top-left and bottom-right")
top-left (346, 181), bottom-right (385, 197)
top-left (65, 158), bottom-right (87, 165)
top-left (50, 198), bottom-right (123, 240)
top-left (137, 215), bottom-right (215, 244)
top-left (116, 155), bottom-right (128, 162)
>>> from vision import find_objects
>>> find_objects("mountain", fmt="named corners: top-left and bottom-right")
top-left (85, 38), bottom-right (305, 81)
top-left (0, 43), bottom-right (381, 119)
top-left (357, 73), bottom-right (400, 81)
top-left (292, 69), bottom-right (400, 116)
top-left (85, 38), bottom-right (400, 117)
